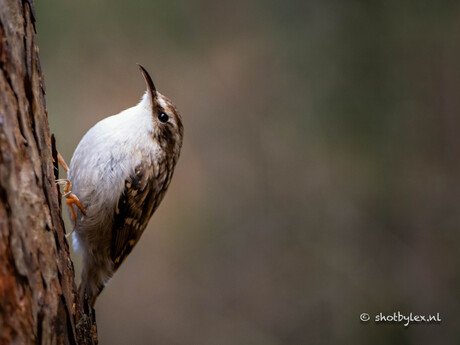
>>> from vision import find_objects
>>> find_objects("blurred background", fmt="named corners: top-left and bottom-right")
top-left (36, 1), bottom-right (460, 344)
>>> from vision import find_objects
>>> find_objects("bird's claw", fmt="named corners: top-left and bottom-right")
top-left (56, 179), bottom-right (86, 222)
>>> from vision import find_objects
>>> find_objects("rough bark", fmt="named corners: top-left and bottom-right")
top-left (0, 1), bottom-right (97, 344)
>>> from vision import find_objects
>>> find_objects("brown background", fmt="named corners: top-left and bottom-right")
top-left (36, 1), bottom-right (460, 344)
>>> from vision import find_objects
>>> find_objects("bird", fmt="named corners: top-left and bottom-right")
top-left (60, 65), bottom-right (183, 307)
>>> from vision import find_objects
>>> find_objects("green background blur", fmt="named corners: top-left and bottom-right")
top-left (36, 1), bottom-right (460, 344)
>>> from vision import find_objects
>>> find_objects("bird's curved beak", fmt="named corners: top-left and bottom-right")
top-left (137, 64), bottom-right (157, 101)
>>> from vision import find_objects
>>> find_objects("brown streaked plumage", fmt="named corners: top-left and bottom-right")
top-left (67, 65), bottom-right (183, 307)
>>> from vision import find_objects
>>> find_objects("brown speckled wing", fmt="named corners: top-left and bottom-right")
top-left (111, 163), bottom-right (159, 270)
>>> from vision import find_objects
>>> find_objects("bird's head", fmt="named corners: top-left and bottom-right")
top-left (138, 64), bottom-right (184, 161)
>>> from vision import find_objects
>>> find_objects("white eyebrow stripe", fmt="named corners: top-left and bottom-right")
top-left (157, 97), bottom-right (168, 109)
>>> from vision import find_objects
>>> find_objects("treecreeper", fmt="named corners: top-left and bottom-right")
top-left (57, 65), bottom-right (184, 307)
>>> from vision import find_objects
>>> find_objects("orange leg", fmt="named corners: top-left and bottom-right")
top-left (57, 151), bottom-right (70, 173)
top-left (55, 152), bottom-right (86, 225)
top-left (56, 179), bottom-right (86, 222)
top-left (53, 151), bottom-right (70, 172)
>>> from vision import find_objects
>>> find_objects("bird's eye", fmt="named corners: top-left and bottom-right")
top-left (158, 112), bottom-right (169, 123)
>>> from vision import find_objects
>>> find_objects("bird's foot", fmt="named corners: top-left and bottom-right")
top-left (56, 179), bottom-right (86, 223)
top-left (57, 151), bottom-right (69, 172)
top-left (52, 150), bottom-right (70, 172)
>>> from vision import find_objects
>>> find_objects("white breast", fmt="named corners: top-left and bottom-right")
top-left (68, 92), bottom-right (159, 227)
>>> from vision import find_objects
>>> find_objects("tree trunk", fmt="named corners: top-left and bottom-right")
top-left (0, 1), bottom-right (97, 344)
